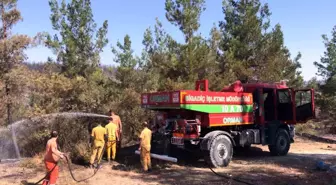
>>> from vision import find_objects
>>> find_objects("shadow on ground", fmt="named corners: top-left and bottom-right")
top-left (109, 142), bottom-right (336, 185)
top-left (20, 180), bottom-right (35, 185)
top-left (298, 133), bottom-right (336, 144)
top-left (19, 136), bottom-right (334, 185)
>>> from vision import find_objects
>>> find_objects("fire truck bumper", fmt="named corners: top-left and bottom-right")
top-left (135, 150), bottom-right (178, 163)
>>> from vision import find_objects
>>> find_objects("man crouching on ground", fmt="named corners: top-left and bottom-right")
top-left (42, 131), bottom-right (65, 185)
top-left (139, 121), bottom-right (152, 172)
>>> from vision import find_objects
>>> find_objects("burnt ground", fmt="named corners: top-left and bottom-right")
top-left (0, 136), bottom-right (335, 185)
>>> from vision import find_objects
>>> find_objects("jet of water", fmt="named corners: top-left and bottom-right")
top-left (1, 112), bottom-right (110, 161)
top-left (10, 112), bottom-right (110, 128)
top-left (10, 124), bottom-right (20, 159)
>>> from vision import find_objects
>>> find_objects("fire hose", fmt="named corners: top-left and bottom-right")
top-left (170, 145), bottom-right (256, 185)
top-left (207, 164), bottom-right (256, 185)
top-left (33, 139), bottom-right (254, 185)
top-left (33, 140), bottom-right (117, 184)
top-left (135, 136), bottom-right (256, 185)
top-left (134, 149), bottom-right (255, 185)
top-left (33, 162), bottom-right (58, 185)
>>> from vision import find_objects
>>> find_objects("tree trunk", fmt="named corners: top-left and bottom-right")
top-left (5, 81), bottom-right (11, 125)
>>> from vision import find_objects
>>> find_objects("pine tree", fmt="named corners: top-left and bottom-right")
top-left (219, 0), bottom-right (303, 86)
top-left (165, 0), bottom-right (205, 43)
top-left (112, 35), bottom-right (138, 70)
top-left (140, 1), bottom-right (224, 90)
top-left (305, 77), bottom-right (319, 90)
top-left (152, 0), bottom-right (219, 89)
top-left (140, 18), bottom-right (185, 90)
top-left (45, 0), bottom-right (108, 78)
top-left (314, 25), bottom-right (336, 95)
top-left (111, 34), bottom-right (157, 140)
top-left (0, 0), bottom-right (32, 125)
top-left (207, 24), bottom-right (230, 90)
top-left (111, 34), bottom-right (138, 89)
top-left (314, 25), bottom-right (336, 121)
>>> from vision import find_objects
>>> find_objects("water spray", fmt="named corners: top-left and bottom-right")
top-left (1, 112), bottom-right (110, 161)
top-left (10, 112), bottom-right (110, 128)
top-left (10, 124), bottom-right (21, 159)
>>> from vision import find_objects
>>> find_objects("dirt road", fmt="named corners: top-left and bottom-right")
top-left (1, 136), bottom-right (335, 185)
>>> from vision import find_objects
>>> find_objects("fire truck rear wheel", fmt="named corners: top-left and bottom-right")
top-left (207, 134), bottom-right (233, 168)
top-left (268, 129), bottom-right (290, 156)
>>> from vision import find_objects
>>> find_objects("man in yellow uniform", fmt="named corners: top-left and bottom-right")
top-left (105, 117), bottom-right (118, 162)
top-left (109, 110), bottom-right (122, 148)
top-left (138, 121), bottom-right (152, 172)
top-left (90, 122), bottom-right (106, 168)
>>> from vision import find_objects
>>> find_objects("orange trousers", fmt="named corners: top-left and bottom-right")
top-left (42, 161), bottom-right (59, 185)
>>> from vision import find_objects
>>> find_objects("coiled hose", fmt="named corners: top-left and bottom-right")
top-left (33, 140), bottom-right (116, 184)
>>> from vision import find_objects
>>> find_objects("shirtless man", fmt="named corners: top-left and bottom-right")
top-left (42, 131), bottom-right (65, 185)
top-left (109, 110), bottom-right (122, 148)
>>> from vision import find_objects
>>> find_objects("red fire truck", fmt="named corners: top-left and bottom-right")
top-left (141, 80), bottom-right (315, 167)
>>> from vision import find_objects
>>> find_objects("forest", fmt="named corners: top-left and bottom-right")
top-left (0, 0), bottom-right (335, 160)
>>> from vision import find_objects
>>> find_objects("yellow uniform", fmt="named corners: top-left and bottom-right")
top-left (90, 125), bottom-right (106, 165)
top-left (105, 122), bottom-right (117, 161)
top-left (139, 127), bottom-right (152, 171)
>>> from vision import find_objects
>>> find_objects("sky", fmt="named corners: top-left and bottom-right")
top-left (13, 0), bottom-right (336, 81)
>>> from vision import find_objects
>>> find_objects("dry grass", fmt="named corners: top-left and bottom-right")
top-left (19, 153), bottom-right (44, 169)
top-left (295, 119), bottom-right (336, 135)
top-left (1, 136), bottom-right (336, 185)
top-left (72, 141), bottom-right (91, 163)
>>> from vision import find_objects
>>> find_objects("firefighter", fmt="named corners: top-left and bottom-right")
top-left (42, 131), bottom-right (65, 185)
top-left (138, 121), bottom-right (152, 172)
top-left (105, 117), bottom-right (118, 162)
top-left (89, 122), bottom-right (107, 168)
top-left (109, 110), bottom-right (122, 149)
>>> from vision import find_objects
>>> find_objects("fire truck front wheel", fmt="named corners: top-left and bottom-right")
top-left (268, 129), bottom-right (291, 156)
top-left (207, 134), bottom-right (233, 168)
